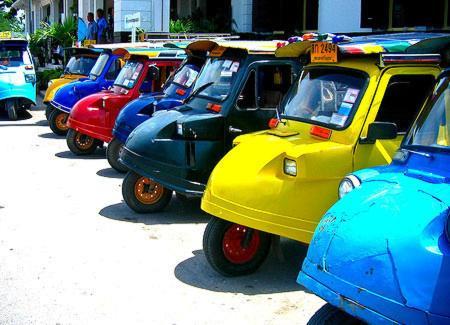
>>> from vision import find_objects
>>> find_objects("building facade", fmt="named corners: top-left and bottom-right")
top-left (14, 0), bottom-right (450, 38)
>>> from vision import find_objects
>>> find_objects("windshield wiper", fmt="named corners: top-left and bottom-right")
top-left (183, 81), bottom-right (214, 103)
top-left (403, 148), bottom-right (433, 159)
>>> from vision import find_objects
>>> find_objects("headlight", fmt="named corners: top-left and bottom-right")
top-left (177, 123), bottom-right (183, 136)
top-left (283, 158), bottom-right (297, 176)
top-left (47, 80), bottom-right (53, 87)
top-left (25, 74), bottom-right (35, 83)
top-left (338, 175), bottom-right (361, 199)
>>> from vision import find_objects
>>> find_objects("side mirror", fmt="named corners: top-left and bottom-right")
top-left (147, 65), bottom-right (159, 80)
top-left (360, 122), bottom-right (398, 144)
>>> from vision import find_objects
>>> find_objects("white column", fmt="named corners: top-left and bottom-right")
top-left (318, 0), bottom-right (372, 33)
top-left (231, 0), bottom-right (252, 32)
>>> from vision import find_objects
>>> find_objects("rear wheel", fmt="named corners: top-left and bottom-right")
top-left (48, 110), bottom-right (69, 135)
top-left (106, 138), bottom-right (128, 173)
top-left (6, 100), bottom-right (17, 121)
top-left (308, 304), bottom-right (362, 325)
top-left (122, 171), bottom-right (172, 213)
top-left (203, 218), bottom-right (272, 276)
top-left (66, 129), bottom-right (101, 155)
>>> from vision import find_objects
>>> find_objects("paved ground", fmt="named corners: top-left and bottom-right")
top-left (0, 99), bottom-right (323, 325)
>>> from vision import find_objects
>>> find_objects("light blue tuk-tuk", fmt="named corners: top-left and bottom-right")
top-left (0, 34), bottom-right (36, 120)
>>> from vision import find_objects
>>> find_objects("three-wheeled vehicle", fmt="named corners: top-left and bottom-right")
top-left (43, 47), bottom-right (100, 118)
top-left (0, 35), bottom-right (36, 120)
top-left (201, 33), bottom-right (450, 276)
top-left (47, 49), bottom-right (123, 135)
top-left (108, 41), bottom-right (210, 172)
top-left (65, 47), bottom-right (185, 155)
top-left (119, 40), bottom-right (301, 213)
top-left (299, 68), bottom-right (450, 325)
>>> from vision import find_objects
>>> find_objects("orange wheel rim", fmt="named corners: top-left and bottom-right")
top-left (55, 113), bottom-right (68, 131)
top-left (134, 177), bottom-right (164, 204)
top-left (75, 133), bottom-right (95, 150)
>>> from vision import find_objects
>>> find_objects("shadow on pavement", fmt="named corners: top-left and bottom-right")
top-left (39, 132), bottom-right (65, 139)
top-left (99, 196), bottom-right (208, 225)
top-left (0, 111), bottom-right (35, 124)
top-left (174, 239), bottom-right (308, 295)
top-left (55, 149), bottom-right (106, 159)
top-left (96, 167), bottom-right (124, 179)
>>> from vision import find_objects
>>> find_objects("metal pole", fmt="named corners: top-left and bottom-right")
top-left (132, 26), bottom-right (136, 43)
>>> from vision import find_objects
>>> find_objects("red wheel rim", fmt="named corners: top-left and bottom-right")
top-left (222, 224), bottom-right (260, 264)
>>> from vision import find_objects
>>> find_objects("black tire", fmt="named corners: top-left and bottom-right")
top-left (106, 138), bottom-right (128, 173)
top-left (66, 129), bottom-right (101, 155)
top-left (45, 104), bottom-right (53, 120)
top-left (48, 109), bottom-right (69, 136)
top-left (308, 304), bottom-right (362, 325)
top-left (122, 171), bottom-right (172, 213)
top-left (6, 100), bottom-right (17, 121)
top-left (203, 217), bottom-right (272, 277)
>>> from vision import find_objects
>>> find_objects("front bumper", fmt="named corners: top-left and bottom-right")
top-left (299, 259), bottom-right (445, 324)
top-left (120, 146), bottom-right (205, 196)
top-left (201, 190), bottom-right (317, 243)
top-left (67, 116), bottom-right (112, 143)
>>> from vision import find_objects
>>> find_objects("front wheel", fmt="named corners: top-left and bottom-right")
top-left (106, 138), bottom-right (128, 173)
top-left (6, 100), bottom-right (17, 120)
top-left (48, 110), bottom-right (69, 135)
top-left (66, 129), bottom-right (101, 155)
top-left (45, 104), bottom-right (52, 120)
top-left (122, 171), bottom-right (172, 213)
top-left (308, 304), bottom-right (362, 325)
top-left (203, 218), bottom-right (272, 276)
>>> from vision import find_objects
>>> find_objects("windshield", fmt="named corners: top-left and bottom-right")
top-left (65, 56), bottom-right (97, 75)
top-left (404, 77), bottom-right (450, 151)
top-left (114, 60), bottom-right (143, 89)
top-left (0, 48), bottom-right (32, 67)
top-left (172, 64), bottom-right (199, 88)
top-left (282, 68), bottom-right (366, 129)
top-left (190, 58), bottom-right (240, 102)
top-left (89, 53), bottom-right (109, 80)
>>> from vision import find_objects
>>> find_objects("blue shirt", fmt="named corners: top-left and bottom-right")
top-left (87, 21), bottom-right (98, 41)
top-left (97, 17), bottom-right (108, 43)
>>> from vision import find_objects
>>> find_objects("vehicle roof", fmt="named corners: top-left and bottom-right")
top-left (186, 40), bottom-right (282, 56)
top-left (64, 47), bottom-right (103, 56)
top-left (112, 47), bottom-right (185, 60)
top-left (276, 33), bottom-right (450, 58)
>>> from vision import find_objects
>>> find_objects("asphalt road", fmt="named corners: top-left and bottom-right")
top-left (0, 98), bottom-right (324, 325)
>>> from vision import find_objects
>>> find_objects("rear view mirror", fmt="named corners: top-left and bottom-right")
top-left (360, 122), bottom-right (397, 144)
top-left (147, 65), bottom-right (159, 80)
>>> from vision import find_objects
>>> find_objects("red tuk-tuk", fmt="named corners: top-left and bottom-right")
top-left (65, 47), bottom-right (184, 155)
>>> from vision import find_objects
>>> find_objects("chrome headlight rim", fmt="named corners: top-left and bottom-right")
top-left (283, 158), bottom-right (297, 176)
top-left (338, 174), bottom-right (361, 199)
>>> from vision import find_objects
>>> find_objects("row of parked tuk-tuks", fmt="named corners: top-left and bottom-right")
top-left (3, 31), bottom-right (450, 324)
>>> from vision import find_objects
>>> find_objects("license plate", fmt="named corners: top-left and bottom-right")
top-left (311, 42), bottom-right (338, 63)
top-left (83, 39), bottom-right (96, 46)
top-left (0, 31), bottom-right (12, 39)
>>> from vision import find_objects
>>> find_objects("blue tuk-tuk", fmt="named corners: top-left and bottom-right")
top-left (107, 41), bottom-right (208, 172)
top-left (299, 69), bottom-right (450, 324)
top-left (47, 49), bottom-right (123, 135)
top-left (0, 36), bottom-right (36, 120)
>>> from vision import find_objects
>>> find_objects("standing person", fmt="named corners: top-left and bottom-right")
top-left (87, 12), bottom-right (98, 41)
top-left (96, 9), bottom-right (108, 44)
top-left (107, 8), bottom-right (114, 42)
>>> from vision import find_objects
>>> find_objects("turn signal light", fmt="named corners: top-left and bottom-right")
top-left (310, 125), bottom-right (332, 139)
top-left (176, 88), bottom-right (186, 96)
top-left (207, 103), bottom-right (222, 113)
top-left (268, 118), bottom-right (279, 129)
top-left (24, 65), bottom-right (33, 70)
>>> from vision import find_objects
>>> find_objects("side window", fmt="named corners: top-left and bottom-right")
top-left (105, 59), bottom-right (121, 80)
top-left (236, 70), bottom-right (257, 110)
top-left (139, 70), bottom-right (154, 93)
top-left (257, 65), bottom-right (292, 109)
top-left (375, 75), bottom-right (435, 133)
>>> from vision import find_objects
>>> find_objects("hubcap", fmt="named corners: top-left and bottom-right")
top-left (55, 113), bottom-right (69, 131)
top-left (222, 224), bottom-right (260, 264)
top-left (134, 177), bottom-right (164, 204)
top-left (75, 132), bottom-right (95, 150)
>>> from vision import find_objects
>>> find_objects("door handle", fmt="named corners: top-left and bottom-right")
top-left (229, 126), bottom-right (242, 134)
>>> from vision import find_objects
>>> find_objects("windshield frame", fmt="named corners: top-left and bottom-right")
top-left (89, 53), bottom-right (110, 80)
top-left (188, 56), bottom-right (243, 103)
top-left (402, 76), bottom-right (450, 154)
top-left (280, 66), bottom-right (369, 131)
